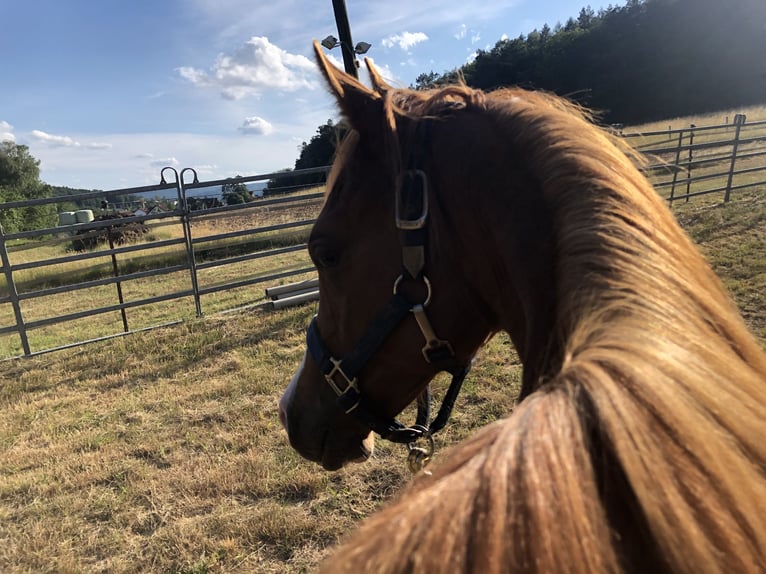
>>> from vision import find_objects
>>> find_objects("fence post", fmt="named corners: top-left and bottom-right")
top-left (179, 168), bottom-right (203, 317)
top-left (668, 129), bottom-right (685, 205)
top-left (107, 229), bottom-right (130, 332)
top-left (724, 114), bottom-right (746, 203)
top-left (0, 224), bottom-right (32, 356)
top-left (685, 124), bottom-right (695, 202)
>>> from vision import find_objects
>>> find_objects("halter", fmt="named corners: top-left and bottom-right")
top-left (305, 120), bottom-right (472, 468)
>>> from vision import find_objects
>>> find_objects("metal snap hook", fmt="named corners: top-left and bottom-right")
top-left (407, 432), bottom-right (435, 474)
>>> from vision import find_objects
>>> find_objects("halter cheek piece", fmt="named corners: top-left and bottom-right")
top-left (306, 121), bottom-right (472, 458)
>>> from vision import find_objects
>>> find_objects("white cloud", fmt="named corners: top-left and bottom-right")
top-left (325, 53), bottom-right (345, 72)
top-left (466, 51), bottom-right (478, 64)
top-left (177, 36), bottom-right (317, 100)
top-left (150, 157), bottom-right (180, 168)
top-left (381, 32), bottom-right (429, 51)
top-left (455, 25), bottom-right (481, 44)
top-left (239, 116), bottom-right (274, 135)
top-left (29, 130), bottom-right (81, 148)
top-left (1, 120), bottom-right (15, 142)
top-left (193, 164), bottom-right (218, 175)
top-left (28, 130), bottom-right (111, 150)
top-left (500, 33), bottom-right (509, 41)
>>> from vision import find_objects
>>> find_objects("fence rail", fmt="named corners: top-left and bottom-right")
top-left (620, 115), bottom-right (766, 204)
top-left (1, 114), bottom-right (764, 359)
top-left (0, 167), bottom-right (328, 359)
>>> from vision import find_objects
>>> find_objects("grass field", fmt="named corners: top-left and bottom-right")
top-left (1, 103), bottom-right (765, 571)
top-left (0, 190), bottom-right (323, 359)
top-left (1, 179), bottom-right (764, 571)
top-left (624, 103), bottom-right (766, 204)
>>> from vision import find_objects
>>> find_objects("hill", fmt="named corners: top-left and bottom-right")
top-left (422, 0), bottom-right (766, 124)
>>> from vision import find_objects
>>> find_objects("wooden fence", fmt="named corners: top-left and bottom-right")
top-left (1, 114), bottom-right (764, 359)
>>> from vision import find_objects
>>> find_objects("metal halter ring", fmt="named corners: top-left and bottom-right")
top-left (393, 275), bottom-right (432, 307)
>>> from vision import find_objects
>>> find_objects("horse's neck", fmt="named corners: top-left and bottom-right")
top-left (462, 180), bottom-right (764, 392)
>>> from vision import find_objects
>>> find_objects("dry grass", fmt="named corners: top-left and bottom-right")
top-left (0, 191), bottom-right (323, 359)
top-left (0, 187), bottom-right (763, 572)
top-left (0, 304), bottom-right (519, 573)
top-left (621, 104), bottom-right (766, 204)
top-left (627, 103), bottom-right (766, 134)
top-left (0, 118), bottom-right (764, 572)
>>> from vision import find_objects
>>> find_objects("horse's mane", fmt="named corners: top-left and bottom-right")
top-left (322, 83), bottom-right (766, 573)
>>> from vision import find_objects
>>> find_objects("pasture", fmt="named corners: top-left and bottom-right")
top-left (0, 188), bottom-right (323, 359)
top-left (1, 185), bottom-right (763, 572)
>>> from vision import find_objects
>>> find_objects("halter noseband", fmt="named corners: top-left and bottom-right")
top-left (305, 120), bottom-right (472, 452)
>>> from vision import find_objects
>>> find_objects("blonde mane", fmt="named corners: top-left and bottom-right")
top-left (321, 83), bottom-right (766, 573)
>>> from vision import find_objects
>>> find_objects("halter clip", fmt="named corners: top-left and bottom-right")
top-left (407, 432), bottom-right (435, 474)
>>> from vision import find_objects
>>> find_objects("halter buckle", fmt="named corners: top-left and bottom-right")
top-left (324, 357), bottom-right (359, 398)
top-left (395, 169), bottom-right (429, 230)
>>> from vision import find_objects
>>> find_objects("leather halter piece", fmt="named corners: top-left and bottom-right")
top-left (305, 120), bottom-right (472, 446)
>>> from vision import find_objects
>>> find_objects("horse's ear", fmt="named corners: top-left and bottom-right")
top-left (365, 58), bottom-right (392, 95)
top-left (313, 40), bottom-right (383, 134)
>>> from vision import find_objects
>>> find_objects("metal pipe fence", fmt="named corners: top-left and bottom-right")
top-left (621, 115), bottom-right (766, 205)
top-left (0, 166), bottom-right (328, 359)
top-left (1, 114), bottom-right (764, 360)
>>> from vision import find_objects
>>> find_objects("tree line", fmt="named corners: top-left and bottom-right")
top-left (0, 141), bottom-right (57, 233)
top-left (420, 0), bottom-right (766, 124)
top-left (285, 0), bottom-right (765, 183)
top-left (3, 0), bottom-right (764, 222)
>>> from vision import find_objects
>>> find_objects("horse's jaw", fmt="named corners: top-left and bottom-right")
top-left (279, 352), bottom-right (376, 470)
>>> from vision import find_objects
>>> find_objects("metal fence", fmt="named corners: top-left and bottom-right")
top-left (620, 114), bottom-right (766, 205)
top-left (2, 114), bottom-right (765, 360)
top-left (0, 167), bottom-right (328, 359)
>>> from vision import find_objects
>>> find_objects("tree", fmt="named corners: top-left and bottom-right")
top-left (265, 119), bottom-right (347, 194)
top-left (221, 178), bottom-right (251, 205)
top-left (0, 142), bottom-right (57, 233)
top-left (294, 119), bottom-right (344, 172)
top-left (458, 0), bottom-right (766, 124)
top-left (411, 71), bottom-right (442, 91)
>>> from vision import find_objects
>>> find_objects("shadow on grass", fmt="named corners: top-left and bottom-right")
top-left (0, 305), bottom-right (314, 399)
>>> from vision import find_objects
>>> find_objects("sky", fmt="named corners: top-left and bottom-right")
top-left (0, 0), bottom-right (610, 191)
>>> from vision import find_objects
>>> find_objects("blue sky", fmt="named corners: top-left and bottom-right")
top-left (0, 0), bottom-right (610, 190)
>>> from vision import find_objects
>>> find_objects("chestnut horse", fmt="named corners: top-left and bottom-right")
top-left (279, 42), bottom-right (766, 573)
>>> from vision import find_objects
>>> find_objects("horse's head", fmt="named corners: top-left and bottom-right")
top-left (278, 43), bottom-right (496, 470)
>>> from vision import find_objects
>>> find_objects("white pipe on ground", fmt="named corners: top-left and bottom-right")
top-left (271, 290), bottom-right (320, 310)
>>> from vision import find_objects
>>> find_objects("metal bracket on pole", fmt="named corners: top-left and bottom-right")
top-left (331, 0), bottom-right (359, 78)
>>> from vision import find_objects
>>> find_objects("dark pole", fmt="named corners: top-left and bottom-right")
top-left (331, 0), bottom-right (358, 78)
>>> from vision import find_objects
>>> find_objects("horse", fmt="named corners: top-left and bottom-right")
top-left (278, 41), bottom-right (766, 573)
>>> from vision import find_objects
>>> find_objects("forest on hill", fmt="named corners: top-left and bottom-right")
top-left (285, 0), bottom-right (766, 184)
top-left (425, 0), bottom-right (766, 124)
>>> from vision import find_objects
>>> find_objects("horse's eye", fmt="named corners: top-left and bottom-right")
top-left (309, 240), bottom-right (340, 269)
